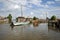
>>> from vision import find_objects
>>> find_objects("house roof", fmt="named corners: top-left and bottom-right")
top-left (17, 17), bottom-right (25, 18)
top-left (26, 18), bottom-right (32, 19)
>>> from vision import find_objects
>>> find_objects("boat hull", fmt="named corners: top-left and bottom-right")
top-left (13, 22), bottom-right (29, 26)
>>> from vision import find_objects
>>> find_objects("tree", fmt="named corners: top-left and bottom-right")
top-left (33, 16), bottom-right (37, 20)
top-left (51, 15), bottom-right (56, 20)
top-left (7, 14), bottom-right (12, 23)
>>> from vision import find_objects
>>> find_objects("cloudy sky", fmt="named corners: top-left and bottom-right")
top-left (0, 0), bottom-right (60, 19)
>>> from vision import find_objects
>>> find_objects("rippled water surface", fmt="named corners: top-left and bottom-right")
top-left (0, 23), bottom-right (60, 40)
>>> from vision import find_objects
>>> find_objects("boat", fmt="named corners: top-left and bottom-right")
top-left (10, 21), bottom-right (30, 26)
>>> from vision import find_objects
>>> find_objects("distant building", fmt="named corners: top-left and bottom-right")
top-left (0, 16), bottom-right (9, 23)
top-left (17, 17), bottom-right (26, 22)
top-left (0, 16), bottom-right (4, 23)
top-left (26, 18), bottom-right (32, 21)
top-left (4, 17), bottom-right (9, 23)
top-left (0, 16), bottom-right (4, 20)
top-left (39, 19), bottom-right (47, 23)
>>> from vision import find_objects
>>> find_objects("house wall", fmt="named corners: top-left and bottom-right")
top-left (18, 18), bottom-right (26, 22)
top-left (4, 19), bottom-right (9, 23)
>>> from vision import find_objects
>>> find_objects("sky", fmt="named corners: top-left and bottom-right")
top-left (0, 0), bottom-right (60, 19)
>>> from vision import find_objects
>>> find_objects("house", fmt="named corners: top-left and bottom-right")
top-left (0, 16), bottom-right (9, 24)
top-left (17, 17), bottom-right (26, 22)
top-left (0, 16), bottom-right (4, 20)
top-left (26, 18), bottom-right (32, 21)
top-left (0, 16), bottom-right (4, 23)
top-left (4, 17), bottom-right (9, 23)
top-left (39, 19), bottom-right (47, 23)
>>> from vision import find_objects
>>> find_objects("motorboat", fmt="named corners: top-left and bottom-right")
top-left (10, 21), bottom-right (30, 26)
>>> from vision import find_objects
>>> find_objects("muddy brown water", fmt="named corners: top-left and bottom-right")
top-left (0, 23), bottom-right (60, 40)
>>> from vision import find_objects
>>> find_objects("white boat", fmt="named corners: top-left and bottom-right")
top-left (12, 21), bottom-right (30, 26)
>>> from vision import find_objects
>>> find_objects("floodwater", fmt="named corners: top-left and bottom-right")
top-left (0, 23), bottom-right (60, 40)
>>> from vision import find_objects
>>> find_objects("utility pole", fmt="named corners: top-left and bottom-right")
top-left (46, 12), bottom-right (47, 20)
top-left (46, 12), bottom-right (48, 22)
top-left (21, 5), bottom-right (23, 17)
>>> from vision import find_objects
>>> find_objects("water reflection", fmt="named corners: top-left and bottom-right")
top-left (10, 26), bottom-right (14, 30)
top-left (10, 24), bottom-right (39, 30)
top-left (33, 24), bottom-right (39, 27)
top-left (0, 23), bottom-right (60, 40)
top-left (48, 26), bottom-right (60, 32)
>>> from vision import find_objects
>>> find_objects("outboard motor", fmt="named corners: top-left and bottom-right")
top-left (10, 22), bottom-right (14, 30)
top-left (10, 22), bottom-right (14, 26)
